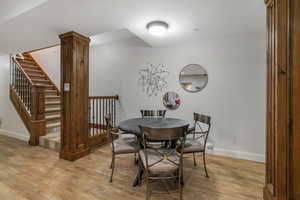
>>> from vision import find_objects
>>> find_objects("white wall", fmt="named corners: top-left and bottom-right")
top-left (28, 33), bottom-right (266, 162)
top-left (0, 55), bottom-right (29, 141)
top-left (31, 46), bottom-right (60, 88)
top-left (90, 33), bottom-right (266, 162)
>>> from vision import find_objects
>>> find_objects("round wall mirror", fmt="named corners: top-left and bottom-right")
top-left (179, 64), bottom-right (208, 93)
top-left (163, 92), bottom-right (181, 110)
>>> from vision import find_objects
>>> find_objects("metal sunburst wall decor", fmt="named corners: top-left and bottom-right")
top-left (138, 63), bottom-right (170, 97)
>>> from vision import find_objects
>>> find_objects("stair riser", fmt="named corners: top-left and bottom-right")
top-left (45, 110), bottom-right (61, 115)
top-left (32, 80), bottom-right (50, 84)
top-left (28, 74), bottom-right (46, 79)
top-left (22, 65), bottom-right (39, 70)
top-left (19, 60), bottom-right (35, 65)
top-left (45, 104), bottom-right (61, 109)
top-left (46, 125), bottom-right (60, 132)
top-left (45, 97), bottom-right (60, 102)
top-left (46, 118), bottom-right (61, 124)
top-left (25, 70), bottom-right (42, 75)
top-left (45, 117), bottom-right (61, 122)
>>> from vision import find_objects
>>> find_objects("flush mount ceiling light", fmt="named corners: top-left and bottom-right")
top-left (146, 21), bottom-right (169, 36)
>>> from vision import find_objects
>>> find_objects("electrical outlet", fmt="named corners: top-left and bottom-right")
top-left (206, 143), bottom-right (214, 150)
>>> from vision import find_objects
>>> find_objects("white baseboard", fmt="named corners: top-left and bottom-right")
top-left (0, 129), bottom-right (29, 142)
top-left (207, 147), bottom-right (265, 163)
top-left (0, 129), bottom-right (265, 162)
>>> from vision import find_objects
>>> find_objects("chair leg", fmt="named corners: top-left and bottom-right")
top-left (110, 154), bottom-right (115, 182)
top-left (146, 177), bottom-right (151, 200)
top-left (179, 170), bottom-right (183, 200)
top-left (203, 152), bottom-right (209, 178)
top-left (134, 153), bottom-right (138, 165)
top-left (179, 182), bottom-right (183, 200)
top-left (193, 152), bottom-right (197, 166)
top-left (110, 156), bottom-right (113, 169)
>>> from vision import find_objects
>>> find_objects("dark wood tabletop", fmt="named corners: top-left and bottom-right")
top-left (118, 117), bottom-right (190, 135)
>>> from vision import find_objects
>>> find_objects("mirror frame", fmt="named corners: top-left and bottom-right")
top-left (179, 64), bottom-right (208, 93)
top-left (162, 91), bottom-right (181, 110)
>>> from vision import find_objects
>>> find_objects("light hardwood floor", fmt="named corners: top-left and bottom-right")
top-left (0, 135), bottom-right (264, 200)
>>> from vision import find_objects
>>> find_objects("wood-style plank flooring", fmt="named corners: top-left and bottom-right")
top-left (0, 135), bottom-right (265, 200)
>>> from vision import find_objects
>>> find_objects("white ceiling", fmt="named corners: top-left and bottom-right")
top-left (90, 29), bottom-right (150, 47)
top-left (0, 0), bottom-right (48, 25)
top-left (0, 0), bottom-right (265, 53)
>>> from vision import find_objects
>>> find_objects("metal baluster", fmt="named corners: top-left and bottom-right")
top-left (97, 98), bottom-right (99, 136)
top-left (92, 98), bottom-right (95, 137)
top-left (102, 98), bottom-right (104, 134)
top-left (29, 85), bottom-right (32, 114)
top-left (16, 68), bottom-right (19, 94)
top-left (105, 99), bottom-right (108, 133)
top-left (26, 81), bottom-right (29, 111)
top-left (113, 99), bottom-right (116, 127)
top-left (21, 74), bottom-right (24, 102)
top-left (99, 98), bottom-right (102, 134)
top-left (108, 99), bottom-right (111, 127)
top-left (14, 63), bottom-right (16, 87)
top-left (88, 98), bottom-right (91, 137)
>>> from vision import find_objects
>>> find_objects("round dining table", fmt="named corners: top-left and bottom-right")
top-left (118, 117), bottom-right (190, 136)
top-left (118, 117), bottom-right (190, 187)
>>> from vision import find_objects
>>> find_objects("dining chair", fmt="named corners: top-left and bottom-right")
top-left (140, 110), bottom-right (166, 118)
top-left (179, 113), bottom-right (211, 178)
top-left (105, 114), bottom-right (139, 182)
top-left (139, 125), bottom-right (188, 200)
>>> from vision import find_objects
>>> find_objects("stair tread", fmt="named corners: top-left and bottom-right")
top-left (31, 78), bottom-right (50, 83)
top-left (28, 74), bottom-right (45, 77)
top-left (46, 101), bottom-right (60, 105)
top-left (24, 68), bottom-right (42, 73)
top-left (45, 114), bottom-right (60, 120)
top-left (46, 122), bottom-right (60, 128)
top-left (22, 65), bottom-right (38, 70)
top-left (45, 107), bottom-right (61, 112)
top-left (45, 95), bottom-right (60, 99)
top-left (20, 57), bottom-right (34, 63)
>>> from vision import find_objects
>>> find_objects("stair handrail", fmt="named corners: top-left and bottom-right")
top-left (89, 95), bottom-right (119, 99)
top-left (11, 56), bottom-right (47, 115)
top-left (10, 55), bottom-right (47, 145)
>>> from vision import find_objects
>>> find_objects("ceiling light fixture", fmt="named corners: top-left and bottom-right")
top-left (146, 21), bottom-right (169, 36)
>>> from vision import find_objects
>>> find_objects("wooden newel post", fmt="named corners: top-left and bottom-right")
top-left (29, 84), bottom-right (46, 146)
top-left (59, 31), bottom-right (91, 161)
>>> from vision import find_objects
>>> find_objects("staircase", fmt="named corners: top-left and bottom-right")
top-left (10, 53), bottom-right (119, 153)
top-left (12, 53), bottom-right (61, 151)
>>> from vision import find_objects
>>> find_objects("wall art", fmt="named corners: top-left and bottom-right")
top-left (138, 63), bottom-right (169, 97)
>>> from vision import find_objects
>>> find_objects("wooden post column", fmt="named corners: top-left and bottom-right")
top-left (29, 84), bottom-right (46, 146)
top-left (59, 31), bottom-right (90, 161)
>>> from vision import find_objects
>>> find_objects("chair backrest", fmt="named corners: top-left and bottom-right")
top-left (139, 125), bottom-right (189, 176)
top-left (139, 125), bottom-right (188, 141)
top-left (192, 112), bottom-right (211, 148)
top-left (194, 112), bottom-right (211, 125)
top-left (140, 110), bottom-right (166, 118)
top-left (105, 114), bottom-right (115, 150)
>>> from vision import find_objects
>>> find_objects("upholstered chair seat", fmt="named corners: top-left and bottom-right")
top-left (180, 134), bottom-right (205, 153)
top-left (139, 149), bottom-right (179, 174)
top-left (113, 137), bottom-right (139, 154)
